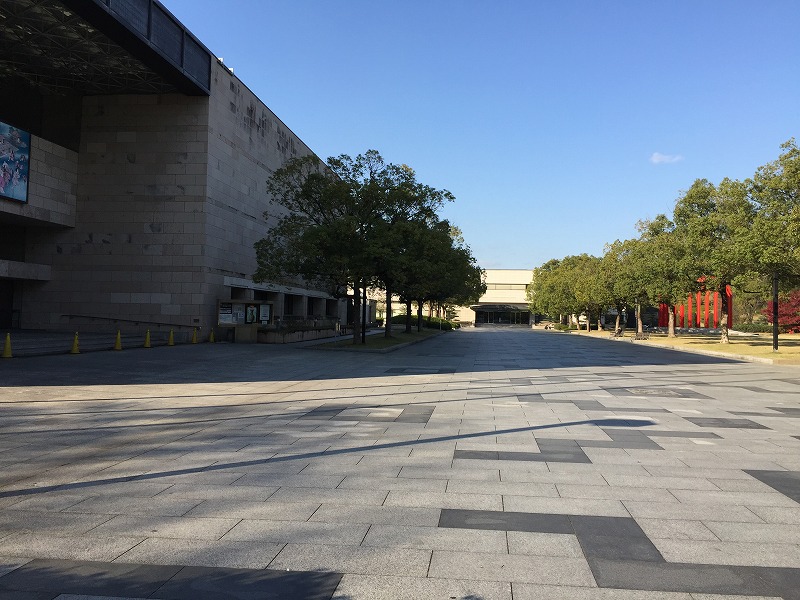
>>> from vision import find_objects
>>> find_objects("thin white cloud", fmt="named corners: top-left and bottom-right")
top-left (650, 152), bottom-right (684, 165)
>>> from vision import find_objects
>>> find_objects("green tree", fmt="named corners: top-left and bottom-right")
top-left (528, 258), bottom-right (575, 323)
top-left (746, 139), bottom-right (800, 282)
top-left (672, 178), bottom-right (754, 343)
top-left (634, 214), bottom-right (691, 337)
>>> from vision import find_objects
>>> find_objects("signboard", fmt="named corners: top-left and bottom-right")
top-left (259, 303), bottom-right (271, 324)
top-left (218, 301), bottom-right (245, 326)
top-left (0, 121), bottom-right (30, 203)
top-left (218, 302), bottom-right (233, 325)
top-left (218, 300), bottom-right (272, 326)
top-left (232, 303), bottom-right (245, 324)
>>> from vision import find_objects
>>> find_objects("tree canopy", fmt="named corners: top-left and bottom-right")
top-left (254, 150), bottom-right (484, 343)
top-left (527, 139), bottom-right (800, 345)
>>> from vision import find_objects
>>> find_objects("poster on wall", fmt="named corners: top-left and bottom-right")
top-left (0, 121), bottom-right (30, 203)
top-left (245, 304), bottom-right (258, 324)
top-left (259, 304), bottom-right (271, 324)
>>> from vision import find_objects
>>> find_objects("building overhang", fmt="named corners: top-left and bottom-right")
top-left (469, 304), bottom-right (530, 312)
top-left (0, 0), bottom-right (212, 97)
top-left (0, 259), bottom-right (51, 281)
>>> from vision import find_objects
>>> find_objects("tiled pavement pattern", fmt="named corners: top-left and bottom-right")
top-left (0, 328), bottom-right (799, 599)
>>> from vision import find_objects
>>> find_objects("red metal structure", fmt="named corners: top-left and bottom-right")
top-left (659, 285), bottom-right (733, 328)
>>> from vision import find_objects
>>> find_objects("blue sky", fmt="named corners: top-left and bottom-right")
top-left (163, 0), bottom-right (800, 270)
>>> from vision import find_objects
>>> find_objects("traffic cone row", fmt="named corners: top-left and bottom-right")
top-left (1, 327), bottom-right (217, 358)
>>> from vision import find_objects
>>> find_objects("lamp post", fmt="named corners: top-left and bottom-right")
top-left (772, 272), bottom-right (779, 352)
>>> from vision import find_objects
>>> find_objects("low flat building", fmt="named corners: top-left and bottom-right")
top-left (455, 269), bottom-right (534, 326)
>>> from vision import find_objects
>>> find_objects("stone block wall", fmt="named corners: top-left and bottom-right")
top-left (21, 93), bottom-right (211, 331)
top-left (0, 136), bottom-right (77, 228)
top-left (205, 63), bottom-right (344, 323)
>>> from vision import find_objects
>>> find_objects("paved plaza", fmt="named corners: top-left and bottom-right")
top-left (0, 328), bottom-right (799, 599)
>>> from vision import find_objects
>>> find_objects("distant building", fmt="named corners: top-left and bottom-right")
top-left (0, 0), bottom-right (346, 338)
top-left (455, 269), bottom-right (534, 326)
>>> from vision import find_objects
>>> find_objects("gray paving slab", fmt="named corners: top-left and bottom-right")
top-left (332, 574), bottom-right (512, 600)
top-left (87, 515), bottom-right (240, 540)
top-left (114, 538), bottom-right (285, 569)
top-left (221, 519), bottom-right (368, 545)
top-left (1, 328), bottom-right (800, 598)
top-left (308, 504), bottom-right (441, 526)
top-left (268, 543), bottom-right (432, 576)
top-left (429, 550), bottom-right (597, 585)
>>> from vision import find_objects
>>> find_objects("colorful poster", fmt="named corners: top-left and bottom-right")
top-left (245, 304), bottom-right (258, 324)
top-left (0, 121), bottom-right (30, 203)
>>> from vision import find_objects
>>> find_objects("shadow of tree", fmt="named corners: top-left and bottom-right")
top-left (0, 417), bottom-right (654, 499)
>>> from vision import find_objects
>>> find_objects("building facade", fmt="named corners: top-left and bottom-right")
top-left (0, 0), bottom-right (345, 338)
top-left (455, 269), bottom-right (534, 326)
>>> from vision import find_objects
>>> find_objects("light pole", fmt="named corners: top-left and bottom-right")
top-left (772, 272), bottom-right (779, 352)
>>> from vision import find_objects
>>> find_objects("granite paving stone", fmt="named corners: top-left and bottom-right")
top-left (86, 515), bottom-right (240, 540)
top-left (332, 574), bottom-right (511, 600)
top-left (651, 539), bottom-right (800, 567)
top-left (362, 524), bottom-right (507, 552)
top-left (0, 534), bottom-right (144, 562)
top-left (428, 551), bottom-right (597, 585)
top-left (221, 520), bottom-right (369, 545)
top-left (308, 504), bottom-right (441, 526)
top-left (267, 543), bottom-right (432, 576)
top-left (113, 538), bottom-right (285, 569)
top-left (2, 328), bottom-right (800, 598)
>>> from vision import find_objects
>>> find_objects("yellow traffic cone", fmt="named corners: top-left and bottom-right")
top-left (208, 329), bottom-right (215, 343)
top-left (144, 329), bottom-right (151, 348)
top-left (168, 329), bottom-right (174, 346)
top-left (2, 333), bottom-right (11, 359)
top-left (114, 330), bottom-right (122, 351)
top-left (70, 332), bottom-right (80, 354)
top-left (191, 328), bottom-right (198, 344)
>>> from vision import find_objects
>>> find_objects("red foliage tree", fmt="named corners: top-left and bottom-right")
top-left (763, 289), bottom-right (800, 331)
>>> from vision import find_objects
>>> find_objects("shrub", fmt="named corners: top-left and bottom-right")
top-left (390, 314), bottom-right (453, 330)
top-left (733, 323), bottom-right (776, 333)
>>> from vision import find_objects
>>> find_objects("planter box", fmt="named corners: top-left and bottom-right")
top-left (257, 328), bottom-right (339, 344)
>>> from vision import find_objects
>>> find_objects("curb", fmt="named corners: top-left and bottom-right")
top-left (311, 330), bottom-right (448, 353)
top-left (585, 332), bottom-right (774, 364)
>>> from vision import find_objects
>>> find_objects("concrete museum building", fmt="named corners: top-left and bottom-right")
top-left (0, 0), bottom-right (346, 339)
top-left (455, 269), bottom-right (534, 326)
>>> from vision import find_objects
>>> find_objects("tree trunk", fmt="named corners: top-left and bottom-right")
top-left (352, 283), bottom-right (361, 344)
top-left (405, 300), bottom-right (412, 333)
top-left (417, 300), bottom-right (424, 332)
top-left (385, 287), bottom-right (392, 337)
top-left (668, 304), bottom-right (676, 338)
top-left (615, 311), bottom-right (621, 333)
top-left (361, 282), bottom-right (367, 344)
top-left (636, 304), bottom-right (643, 335)
top-left (719, 282), bottom-right (730, 344)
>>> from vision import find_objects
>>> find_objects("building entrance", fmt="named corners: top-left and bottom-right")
top-left (475, 309), bottom-right (530, 325)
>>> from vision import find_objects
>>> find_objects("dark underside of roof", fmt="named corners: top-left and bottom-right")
top-left (0, 0), bottom-right (210, 97)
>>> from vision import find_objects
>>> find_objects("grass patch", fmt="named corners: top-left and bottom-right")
top-left (580, 330), bottom-right (800, 365)
top-left (317, 328), bottom-right (444, 351)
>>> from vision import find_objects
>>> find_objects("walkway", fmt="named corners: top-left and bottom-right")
top-left (0, 328), bottom-right (799, 599)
